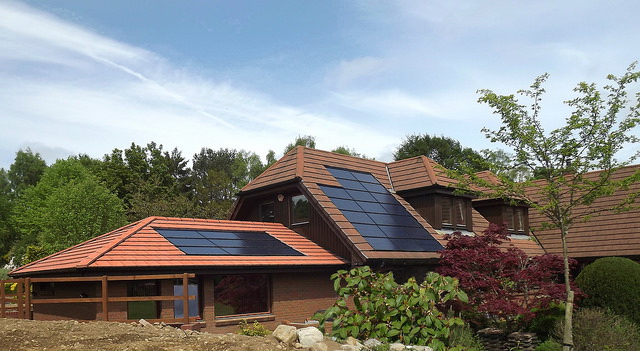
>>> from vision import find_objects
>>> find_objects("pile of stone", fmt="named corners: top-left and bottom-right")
top-left (272, 324), bottom-right (433, 351)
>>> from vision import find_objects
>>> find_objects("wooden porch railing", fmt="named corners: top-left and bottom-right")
top-left (1, 273), bottom-right (197, 324)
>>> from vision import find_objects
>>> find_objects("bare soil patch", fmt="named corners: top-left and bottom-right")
top-left (0, 318), bottom-right (288, 351)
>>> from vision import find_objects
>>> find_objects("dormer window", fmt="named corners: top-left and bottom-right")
top-left (442, 197), bottom-right (467, 229)
top-left (473, 200), bottom-right (529, 235)
top-left (506, 207), bottom-right (525, 233)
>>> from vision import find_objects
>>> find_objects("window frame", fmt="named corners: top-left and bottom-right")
top-left (290, 194), bottom-right (310, 225)
top-left (440, 196), bottom-right (469, 230)
top-left (213, 274), bottom-right (272, 320)
top-left (260, 201), bottom-right (275, 222)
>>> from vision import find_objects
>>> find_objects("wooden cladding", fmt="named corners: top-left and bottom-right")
top-left (406, 194), bottom-right (473, 231)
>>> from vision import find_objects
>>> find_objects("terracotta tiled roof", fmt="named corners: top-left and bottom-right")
top-left (10, 217), bottom-right (346, 276)
top-left (527, 165), bottom-right (640, 259)
top-left (387, 156), bottom-right (458, 191)
top-left (240, 147), bottom-right (543, 259)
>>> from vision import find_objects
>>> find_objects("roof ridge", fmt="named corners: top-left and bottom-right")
top-left (8, 219), bottom-right (148, 275)
top-left (420, 156), bottom-right (438, 186)
top-left (296, 145), bottom-right (305, 178)
top-left (75, 216), bottom-right (158, 268)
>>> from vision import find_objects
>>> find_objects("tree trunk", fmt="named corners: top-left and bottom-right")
top-left (561, 226), bottom-right (574, 351)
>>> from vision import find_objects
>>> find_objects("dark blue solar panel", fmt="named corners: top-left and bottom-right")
top-left (331, 198), bottom-right (362, 211)
top-left (181, 246), bottom-right (229, 255)
top-left (322, 166), bottom-right (443, 252)
top-left (340, 179), bottom-right (367, 191)
top-left (361, 182), bottom-right (387, 193)
top-left (357, 201), bottom-right (387, 214)
top-left (346, 189), bottom-right (377, 202)
top-left (381, 203), bottom-right (407, 215)
top-left (168, 238), bottom-right (212, 247)
top-left (156, 229), bottom-right (304, 256)
top-left (352, 223), bottom-right (387, 238)
top-left (351, 172), bottom-right (378, 183)
top-left (197, 231), bottom-right (239, 239)
top-left (370, 192), bottom-right (398, 204)
top-left (320, 186), bottom-right (351, 199)
top-left (327, 167), bottom-right (358, 180)
top-left (342, 210), bottom-right (375, 224)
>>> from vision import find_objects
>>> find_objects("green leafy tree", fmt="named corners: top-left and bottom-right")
top-left (481, 149), bottom-right (533, 182)
top-left (191, 148), bottom-right (266, 219)
top-left (331, 146), bottom-right (372, 159)
top-left (11, 159), bottom-right (126, 262)
top-left (472, 64), bottom-right (640, 351)
top-left (7, 148), bottom-right (47, 197)
top-left (394, 134), bottom-right (487, 172)
top-left (283, 135), bottom-right (316, 154)
top-left (0, 169), bottom-right (14, 265)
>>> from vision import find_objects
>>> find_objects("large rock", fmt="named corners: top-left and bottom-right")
top-left (272, 324), bottom-right (298, 345)
top-left (363, 339), bottom-right (382, 348)
top-left (297, 327), bottom-right (324, 348)
top-left (389, 343), bottom-right (406, 351)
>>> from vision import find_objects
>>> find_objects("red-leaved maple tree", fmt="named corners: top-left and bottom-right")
top-left (437, 224), bottom-right (577, 329)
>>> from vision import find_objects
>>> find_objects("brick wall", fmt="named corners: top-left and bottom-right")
top-left (28, 270), bottom-right (339, 334)
top-left (199, 271), bottom-right (338, 333)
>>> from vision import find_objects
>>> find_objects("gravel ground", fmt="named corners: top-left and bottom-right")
top-left (0, 318), bottom-right (293, 351)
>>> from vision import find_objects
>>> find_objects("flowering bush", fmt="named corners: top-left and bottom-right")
top-left (437, 224), bottom-right (577, 330)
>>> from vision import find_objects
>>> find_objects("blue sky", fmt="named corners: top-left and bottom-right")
top-left (2, 0), bottom-right (639, 169)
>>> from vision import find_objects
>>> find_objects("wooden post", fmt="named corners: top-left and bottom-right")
top-left (17, 278), bottom-right (24, 319)
top-left (102, 276), bottom-right (109, 321)
top-left (182, 273), bottom-right (189, 324)
top-left (1, 279), bottom-right (5, 318)
top-left (24, 278), bottom-right (31, 320)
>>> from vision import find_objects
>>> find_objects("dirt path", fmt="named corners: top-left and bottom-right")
top-left (0, 318), bottom-right (289, 351)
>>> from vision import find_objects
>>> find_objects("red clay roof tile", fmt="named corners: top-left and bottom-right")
top-left (10, 217), bottom-right (346, 276)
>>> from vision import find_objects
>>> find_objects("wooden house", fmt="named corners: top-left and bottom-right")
top-left (8, 146), bottom-right (545, 331)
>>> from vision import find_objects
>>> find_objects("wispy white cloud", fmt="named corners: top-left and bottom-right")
top-left (0, 1), bottom-right (396, 167)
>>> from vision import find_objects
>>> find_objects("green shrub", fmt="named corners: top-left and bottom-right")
top-left (0, 268), bottom-right (9, 280)
top-left (526, 303), bottom-right (565, 340)
top-left (554, 307), bottom-right (640, 351)
top-left (237, 320), bottom-right (271, 336)
top-left (576, 257), bottom-right (640, 324)
top-left (534, 340), bottom-right (561, 351)
top-left (315, 266), bottom-right (468, 351)
top-left (448, 324), bottom-right (484, 350)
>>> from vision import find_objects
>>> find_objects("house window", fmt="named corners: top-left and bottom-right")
top-left (506, 207), bottom-right (526, 233)
top-left (214, 274), bottom-right (270, 317)
top-left (127, 281), bottom-right (159, 320)
top-left (260, 202), bottom-right (275, 222)
top-left (291, 195), bottom-right (310, 224)
top-left (442, 196), bottom-right (467, 229)
top-left (173, 279), bottom-right (199, 319)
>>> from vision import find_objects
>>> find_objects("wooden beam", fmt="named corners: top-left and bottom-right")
top-left (29, 273), bottom-right (195, 283)
top-left (1, 279), bottom-right (5, 318)
top-left (16, 278), bottom-right (23, 319)
top-left (24, 278), bottom-right (31, 320)
top-left (182, 273), bottom-right (189, 324)
top-left (101, 276), bottom-right (108, 321)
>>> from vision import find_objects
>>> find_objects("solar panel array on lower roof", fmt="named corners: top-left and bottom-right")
top-left (156, 229), bottom-right (305, 256)
top-left (320, 167), bottom-right (442, 252)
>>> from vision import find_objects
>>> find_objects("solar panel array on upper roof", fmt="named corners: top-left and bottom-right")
top-left (156, 229), bottom-right (304, 256)
top-left (320, 167), bottom-right (443, 252)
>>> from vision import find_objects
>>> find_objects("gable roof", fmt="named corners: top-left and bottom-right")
top-left (10, 216), bottom-right (346, 277)
top-left (527, 164), bottom-right (640, 259)
top-left (238, 147), bottom-right (543, 258)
